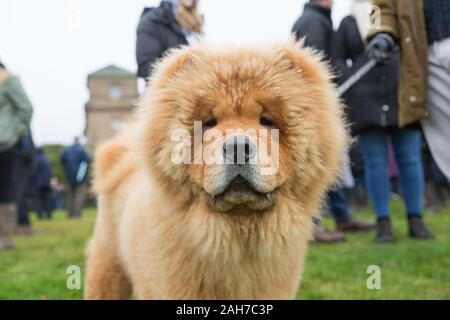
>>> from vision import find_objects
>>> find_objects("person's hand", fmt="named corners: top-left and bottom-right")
top-left (367, 33), bottom-right (396, 62)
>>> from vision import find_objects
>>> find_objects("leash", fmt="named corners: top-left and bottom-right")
top-left (336, 59), bottom-right (378, 97)
top-left (336, 46), bottom-right (400, 97)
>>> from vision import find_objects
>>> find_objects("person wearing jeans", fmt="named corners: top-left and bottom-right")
top-left (366, 0), bottom-right (450, 241)
top-left (333, 0), bottom-right (434, 243)
top-left (359, 129), bottom-right (433, 242)
top-left (367, 0), bottom-right (450, 180)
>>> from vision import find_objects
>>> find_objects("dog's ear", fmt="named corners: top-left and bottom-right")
top-left (276, 42), bottom-right (330, 85)
top-left (153, 46), bottom-right (206, 85)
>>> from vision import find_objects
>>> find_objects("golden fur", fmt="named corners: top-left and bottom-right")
top-left (84, 42), bottom-right (348, 299)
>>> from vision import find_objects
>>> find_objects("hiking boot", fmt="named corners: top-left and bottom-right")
top-left (336, 218), bottom-right (375, 232)
top-left (313, 225), bottom-right (346, 243)
top-left (0, 203), bottom-right (17, 250)
top-left (408, 215), bottom-right (435, 240)
top-left (375, 218), bottom-right (394, 243)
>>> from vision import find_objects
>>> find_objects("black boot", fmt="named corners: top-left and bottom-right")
top-left (408, 215), bottom-right (435, 240)
top-left (375, 217), bottom-right (394, 243)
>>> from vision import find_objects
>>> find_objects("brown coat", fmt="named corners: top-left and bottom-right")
top-left (368, 0), bottom-right (429, 127)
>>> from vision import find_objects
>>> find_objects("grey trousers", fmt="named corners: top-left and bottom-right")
top-left (67, 183), bottom-right (88, 218)
top-left (0, 203), bottom-right (16, 247)
top-left (422, 37), bottom-right (450, 180)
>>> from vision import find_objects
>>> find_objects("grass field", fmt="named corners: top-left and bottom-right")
top-left (0, 202), bottom-right (449, 300)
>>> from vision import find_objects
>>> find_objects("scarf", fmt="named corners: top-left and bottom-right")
top-left (174, 1), bottom-right (203, 34)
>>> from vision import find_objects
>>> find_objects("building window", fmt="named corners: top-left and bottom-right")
top-left (109, 85), bottom-right (122, 100)
top-left (111, 117), bottom-right (122, 130)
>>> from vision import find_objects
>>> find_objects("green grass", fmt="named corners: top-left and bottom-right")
top-left (0, 202), bottom-right (449, 300)
top-left (0, 210), bottom-right (95, 300)
top-left (299, 201), bottom-right (450, 300)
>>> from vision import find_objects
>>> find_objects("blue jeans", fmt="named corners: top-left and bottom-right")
top-left (313, 188), bottom-right (350, 226)
top-left (359, 129), bottom-right (424, 218)
top-left (328, 189), bottom-right (350, 220)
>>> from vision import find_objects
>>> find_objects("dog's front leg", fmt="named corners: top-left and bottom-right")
top-left (84, 243), bottom-right (132, 300)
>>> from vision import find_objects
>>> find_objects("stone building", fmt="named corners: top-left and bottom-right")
top-left (84, 65), bottom-right (138, 146)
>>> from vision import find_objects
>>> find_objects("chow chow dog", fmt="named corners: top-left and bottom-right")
top-left (84, 42), bottom-right (348, 299)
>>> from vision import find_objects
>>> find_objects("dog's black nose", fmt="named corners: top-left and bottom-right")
top-left (223, 136), bottom-right (255, 164)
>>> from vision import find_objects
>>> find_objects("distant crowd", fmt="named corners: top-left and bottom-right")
top-left (0, 62), bottom-right (91, 248)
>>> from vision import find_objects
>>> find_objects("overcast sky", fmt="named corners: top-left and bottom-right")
top-left (0, 0), bottom-right (352, 145)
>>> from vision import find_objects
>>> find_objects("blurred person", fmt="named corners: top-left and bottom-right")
top-left (292, 0), bottom-right (374, 244)
top-left (292, 0), bottom-right (334, 58)
top-left (136, 0), bottom-right (204, 80)
top-left (33, 147), bottom-right (53, 219)
top-left (14, 132), bottom-right (35, 235)
top-left (60, 137), bottom-right (91, 218)
top-left (292, 0), bottom-right (343, 243)
top-left (0, 60), bottom-right (33, 249)
top-left (333, 0), bottom-right (434, 243)
top-left (423, 143), bottom-right (449, 214)
top-left (367, 0), bottom-right (450, 182)
top-left (50, 177), bottom-right (66, 211)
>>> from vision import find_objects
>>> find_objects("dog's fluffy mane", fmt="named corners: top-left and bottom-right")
top-left (86, 41), bottom-right (349, 299)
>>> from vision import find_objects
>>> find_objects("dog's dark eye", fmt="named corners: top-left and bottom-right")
top-left (260, 117), bottom-right (275, 127)
top-left (203, 118), bottom-right (217, 128)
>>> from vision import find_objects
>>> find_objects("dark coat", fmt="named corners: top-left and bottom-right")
top-left (60, 144), bottom-right (90, 186)
top-left (291, 3), bottom-right (333, 57)
top-left (136, 1), bottom-right (188, 79)
top-left (33, 149), bottom-right (52, 189)
top-left (332, 16), bottom-right (400, 135)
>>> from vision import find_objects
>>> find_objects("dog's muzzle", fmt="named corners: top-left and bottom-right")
top-left (223, 136), bottom-right (256, 165)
